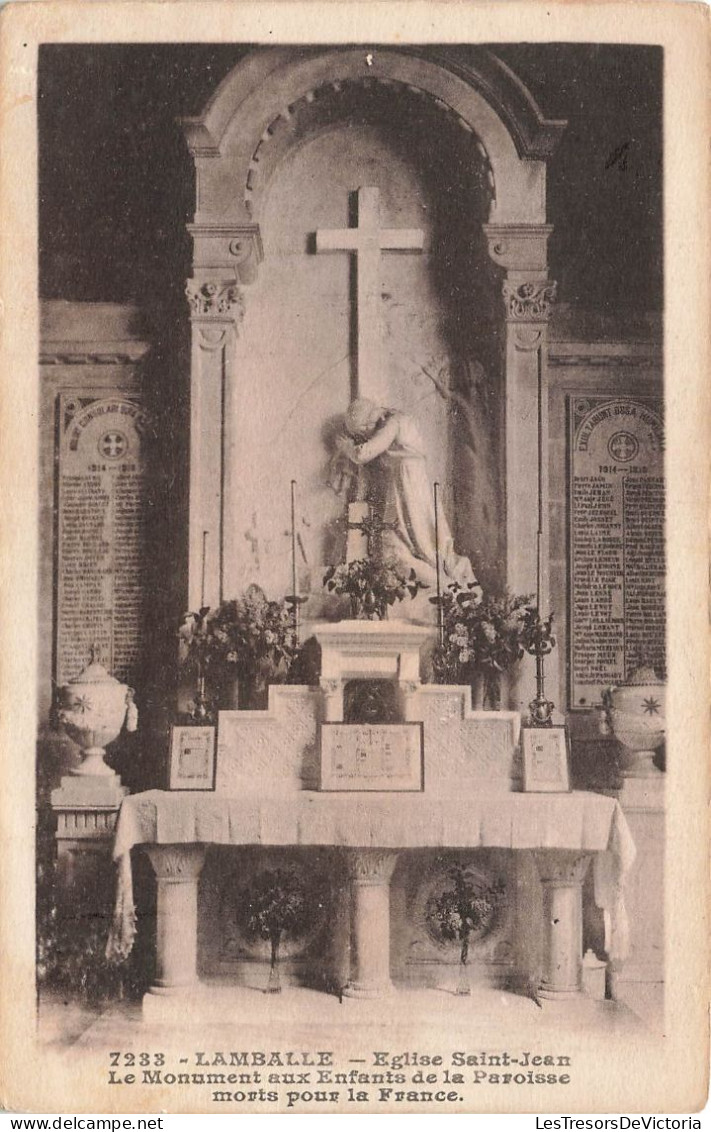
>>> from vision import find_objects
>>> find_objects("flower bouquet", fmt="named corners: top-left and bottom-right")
top-left (427, 864), bottom-right (505, 995)
top-left (179, 584), bottom-right (298, 713)
top-left (323, 558), bottom-right (427, 620)
top-left (432, 584), bottom-right (534, 708)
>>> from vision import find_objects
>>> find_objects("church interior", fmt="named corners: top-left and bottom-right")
top-left (37, 43), bottom-right (665, 1051)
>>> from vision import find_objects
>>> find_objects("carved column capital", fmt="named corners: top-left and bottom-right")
top-left (533, 849), bottom-right (591, 887)
top-left (320, 678), bottom-right (344, 722)
top-left (320, 678), bottom-right (341, 696)
top-left (347, 848), bottom-right (399, 886)
top-left (146, 843), bottom-right (207, 882)
top-left (502, 279), bottom-right (557, 323)
top-left (186, 279), bottom-right (245, 323)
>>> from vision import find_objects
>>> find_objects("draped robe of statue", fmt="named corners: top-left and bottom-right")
top-left (336, 405), bottom-right (479, 591)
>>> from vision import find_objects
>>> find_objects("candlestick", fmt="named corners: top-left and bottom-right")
top-left (290, 480), bottom-right (299, 643)
top-left (201, 530), bottom-right (208, 609)
top-left (433, 482), bottom-right (444, 648)
top-left (528, 350), bottom-right (554, 726)
top-left (537, 345), bottom-right (544, 613)
top-left (537, 530), bottom-right (542, 618)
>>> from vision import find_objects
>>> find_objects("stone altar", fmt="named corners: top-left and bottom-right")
top-left (111, 788), bottom-right (634, 1017)
top-left (105, 46), bottom-right (637, 1023)
top-left (108, 619), bottom-right (635, 1019)
top-left (215, 620), bottom-right (522, 796)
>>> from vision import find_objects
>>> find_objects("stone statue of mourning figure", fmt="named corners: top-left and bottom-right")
top-left (330, 397), bottom-right (481, 600)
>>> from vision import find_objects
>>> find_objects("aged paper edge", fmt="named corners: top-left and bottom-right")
top-left (0, 0), bottom-right (708, 1115)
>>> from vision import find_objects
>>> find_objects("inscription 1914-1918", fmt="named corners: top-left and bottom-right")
top-left (56, 394), bottom-right (151, 686)
top-left (568, 395), bottom-right (664, 708)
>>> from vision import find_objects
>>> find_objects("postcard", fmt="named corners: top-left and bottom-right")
top-left (0, 0), bottom-right (708, 1116)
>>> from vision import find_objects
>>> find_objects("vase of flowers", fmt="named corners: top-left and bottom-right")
top-left (432, 584), bottom-right (533, 709)
top-left (323, 558), bottom-right (427, 621)
top-left (179, 585), bottom-right (298, 714)
top-left (426, 864), bottom-right (505, 996)
top-left (242, 867), bottom-right (309, 994)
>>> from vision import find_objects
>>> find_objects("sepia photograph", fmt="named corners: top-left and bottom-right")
top-left (0, 0), bottom-right (708, 1117)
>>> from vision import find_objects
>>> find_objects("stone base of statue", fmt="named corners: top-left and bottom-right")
top-left (51, 773), bottom-right (128, 895)
top-left (51, 771), bottom-right (128, 809)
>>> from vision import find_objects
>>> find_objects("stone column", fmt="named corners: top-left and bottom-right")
top-left (185, 225), bottom-right (262, 610)
top-left (399, 680), bottom-right (421, 722)
top-left (145, 844), bottom-right (207, 995)
top-left (344, 849), bottom-right (399, 999)
top-left (320, 678), bottom-right (344, 722)
top-left (534, 849), bottom-right (591, 999)
top-left (485, 224), bottom-right (556, 713)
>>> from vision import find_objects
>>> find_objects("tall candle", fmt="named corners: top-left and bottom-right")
top-left (537, 348), bottom-right (544, 612)
top-left (201, 529), bottom-right (208, 609)
top-left (433, 482), bottom-right (444, 648)
top-left (290, 480), bottom-right (299, 640)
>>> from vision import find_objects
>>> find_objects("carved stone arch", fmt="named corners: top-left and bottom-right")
top-left (234, 77), bottom-right (497, 226)
top-left (182, 46), bottom-right (565, 227)
top-left (182, 47), bottom-right (566, 721)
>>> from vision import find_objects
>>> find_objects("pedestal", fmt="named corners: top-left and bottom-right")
top-left (51, 770), bottom-right (128, 810)
top-left (51, 773), bottom-right (128, 893)
top-left (314, 620), bottom-right (432, 724)
top-left (614, 771), bottom-right (664, 1020)
top-left (534, 849), bottom-right (591, 1000)
top-left (618, 770), bottom-right (664, 811)
top-left (144, 844), bottom-right (207, 1001)
top-left (343, 849), bottom-right (398, 999)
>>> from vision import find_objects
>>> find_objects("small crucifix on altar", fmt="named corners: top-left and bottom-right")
top-left (345, 501), bottom-right (398, 563)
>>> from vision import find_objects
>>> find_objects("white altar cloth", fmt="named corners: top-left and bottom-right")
top-left (108, 789), bottom-right (635, 964)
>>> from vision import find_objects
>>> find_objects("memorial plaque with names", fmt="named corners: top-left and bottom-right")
top-left (56, 393), bottom-right (150, 686)
top-left (568, 395), bottom-right (665, 708)
top-left (320, 722), bottom-right (424, 791)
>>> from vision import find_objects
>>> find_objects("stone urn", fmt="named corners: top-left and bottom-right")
top-left (57, 653), bottom-right (138, 776)
top-left (600, 666), bottom-right (665, 777)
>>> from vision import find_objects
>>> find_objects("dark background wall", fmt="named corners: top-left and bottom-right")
top-left (37, 43), bottom-right (664, 765)
top-left (39, 43), bottom-right (663, 315)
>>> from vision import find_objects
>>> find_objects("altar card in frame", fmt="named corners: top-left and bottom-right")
top-left (521, 725), bottom-right (571, 793)
top-left (169, 725), bottom-right (216, 791)
top-left (320, 722), bottom-right (424, 792)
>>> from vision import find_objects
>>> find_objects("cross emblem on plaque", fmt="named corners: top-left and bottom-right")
top-left (608, 431), bottom-right (639, 463)
top-left (316, 187), bottom-right (424, 401)
top-left (99, 431), bottom-right (128, 459)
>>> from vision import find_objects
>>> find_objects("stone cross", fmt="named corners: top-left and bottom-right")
top-left (316, 186), bottom-right (424, 401)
